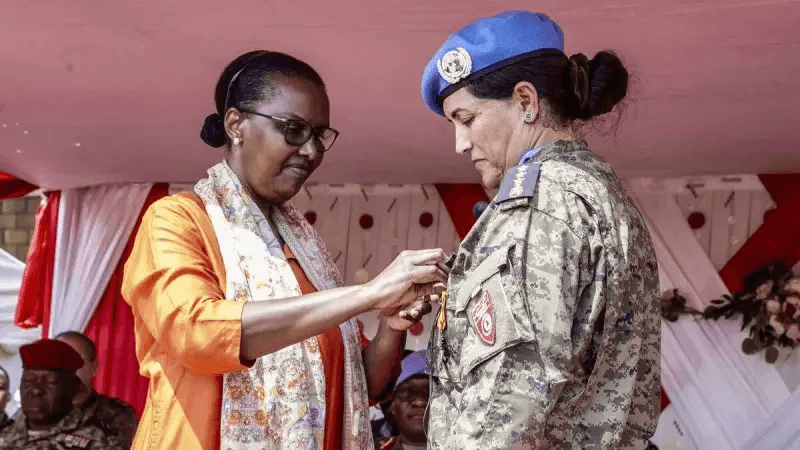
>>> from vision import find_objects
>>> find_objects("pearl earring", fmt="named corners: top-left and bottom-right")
top-left (524, 111), bottom-right (534, 123)
top-left (233, 137), bottom-right (242, 146)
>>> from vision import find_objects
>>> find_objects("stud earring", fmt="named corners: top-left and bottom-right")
top-left (524, 111), bottom-right (534, 123)
top-left (233, 137), bottom-right (242, 146)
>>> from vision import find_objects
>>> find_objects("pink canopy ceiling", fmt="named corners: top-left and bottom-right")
top-left (1, 0), bottom-right (799, 189)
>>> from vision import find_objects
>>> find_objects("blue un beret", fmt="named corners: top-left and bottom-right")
top-left (421, 11), bottom-right (565, 116)
top-left (395, 350), bottom-right (427, 388)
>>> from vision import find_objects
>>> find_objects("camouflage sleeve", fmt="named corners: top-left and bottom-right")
top-left (87, 437), bottom-right (127, 450)
top-left (114, 405), bottom-right (139, 448)
top-left (444, 211), bottom-right (586, 448)
top-left (75, 425), bottom-right (129, 450)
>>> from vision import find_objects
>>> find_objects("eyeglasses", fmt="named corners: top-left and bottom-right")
top-left (239, 109), bottom-right (339, 152)
top-left (393, 386), bottom-right (429, 403)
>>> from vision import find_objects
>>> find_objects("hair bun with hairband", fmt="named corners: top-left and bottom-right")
top-left (200, 112), bottom-right (226, 148)
top-left (566, 53), bottom-right (591, 120)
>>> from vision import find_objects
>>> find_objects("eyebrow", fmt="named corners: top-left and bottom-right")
top-left (278, 112), bottom-right (330, 129)
top-left (447, 108), bottom-right (469, 122)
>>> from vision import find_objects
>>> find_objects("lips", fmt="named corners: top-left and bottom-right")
top-left (284, 165), bottom-right (310, 178)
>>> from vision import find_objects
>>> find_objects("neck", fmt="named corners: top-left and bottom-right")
top-left (398, 433), bottom-right (426, 447)
top-left (26, 415), bottom-right (66, 431)
top-left (224, 158), bottom-right (277, 216)
top-left (74, 388), bottom-right (93, 406)
top-left (508, 125), bottom-right (575, 169)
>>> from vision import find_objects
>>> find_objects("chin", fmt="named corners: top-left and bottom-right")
top-left (475, 164), bottom-right (503, 189)
top-left (480, 172), bottom-right (502, 190)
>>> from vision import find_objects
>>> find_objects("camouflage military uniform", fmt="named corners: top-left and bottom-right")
top-left (0, 414), bottom-right (12, 433)
top-left (0, 406), bottom-right (125, 450)
top-left (427, 140), bottom-right (661, 449)
top-left (80, 391), bottom-right (138, 448)
top-left (11, 391), bottom-right (138, 448)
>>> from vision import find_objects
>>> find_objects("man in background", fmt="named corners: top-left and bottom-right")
top-left (54, 331), bottom-right (138, 448)
top-left (0, 366), bottom-right (11, 432)
top-left (0, 338), bottom-right (123, 449)
top-left (379, 350), bottom-right (429, 450)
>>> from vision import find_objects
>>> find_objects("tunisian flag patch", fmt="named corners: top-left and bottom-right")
top-left (470, 290), bottom-right (496, 346)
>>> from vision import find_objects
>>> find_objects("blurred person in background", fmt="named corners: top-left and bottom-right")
top-left (378, 350), bottom-right (429, 450)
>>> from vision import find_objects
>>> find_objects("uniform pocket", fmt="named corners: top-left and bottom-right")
top-left (455, 245), bottom-right (535, 378)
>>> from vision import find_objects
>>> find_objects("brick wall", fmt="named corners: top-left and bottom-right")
top-left (0, 196), bottom-right (39, 262)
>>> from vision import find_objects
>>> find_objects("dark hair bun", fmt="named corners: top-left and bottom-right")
top-left (200, 113), bottom-right (226, 148)
top-left (565, 51), bottom-right (628, 120)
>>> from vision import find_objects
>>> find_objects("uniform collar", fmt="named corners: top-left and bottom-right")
top-left (518, 147), bottom-right (542, 165)
top-left (524, 140), bottom-right (589, 165)
top-left (19, 406), bottom-right (85, 442)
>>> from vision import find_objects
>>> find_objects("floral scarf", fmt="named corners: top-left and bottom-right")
top-left (195, 162), bottom-right (373, 450)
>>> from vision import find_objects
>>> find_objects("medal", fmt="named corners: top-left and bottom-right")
top-left (437, 290), bottom-right (448, 331)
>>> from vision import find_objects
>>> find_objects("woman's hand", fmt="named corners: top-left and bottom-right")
top-left (383, 297), bottom-right (437, 331)
top-left (365, 249), bottom-right (448, 311)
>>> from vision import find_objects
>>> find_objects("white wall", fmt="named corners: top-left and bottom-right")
top-left (0, 248), bottom-right (40, 416)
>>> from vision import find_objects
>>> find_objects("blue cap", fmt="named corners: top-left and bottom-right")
top-left (421, 11), bottom-right (565, 116)
top-left (396, 350), bottom-right (427, 388)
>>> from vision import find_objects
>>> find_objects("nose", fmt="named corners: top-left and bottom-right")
top-left (454, 126), bottom-right (471, 155)
top-left (411, 395), bottom-right (428, 408)
top-left (27, 386), bottom-right (43, 396)
top-left (298, 136), bottom-right (323, 162)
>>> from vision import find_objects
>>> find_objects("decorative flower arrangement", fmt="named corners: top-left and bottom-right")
top-left (661, 262), bottom-right (800, 363)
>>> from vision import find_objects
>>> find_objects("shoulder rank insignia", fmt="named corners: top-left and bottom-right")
top-left (496, 162), bottom-right (541, 203)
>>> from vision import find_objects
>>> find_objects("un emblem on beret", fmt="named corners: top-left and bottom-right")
top-left (437, 47), bottom-right (472, 84)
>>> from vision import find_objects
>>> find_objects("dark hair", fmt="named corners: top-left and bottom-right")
top-left (200, 50), bottom-right (326, 148)
top-left (459, 50), bottom-right (628, 130)
top-left (55, 331), bottom-right (96, 362)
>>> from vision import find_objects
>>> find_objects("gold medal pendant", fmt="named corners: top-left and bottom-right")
top-left (437, 290), bottom-right (448, 331)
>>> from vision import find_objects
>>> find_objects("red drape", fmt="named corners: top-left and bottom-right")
top-left (0, 170), bottom-right (38, 199)
top-left (719, 174), bottom-right (800, 293)
top-left (434, 183), bottom-right (490, 238)
top-left (14, 191), bottom-right (60, 335)
top-left (83, 183), bottom-right (169, 417)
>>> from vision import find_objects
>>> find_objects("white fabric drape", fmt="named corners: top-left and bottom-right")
top-left (48, 183), bottom-right (152, 337)
top-left (742, 386), bottom-right (800, 450)
top-left (0, 248), bottom-right (39, 347)
top-left (627, 180), bottom-right (792, 450)
top-left (0, 248), bottom-right (40, 416)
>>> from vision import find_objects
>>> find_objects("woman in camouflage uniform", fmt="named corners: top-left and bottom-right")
top-left (420, 11), bottom-right (661, 449)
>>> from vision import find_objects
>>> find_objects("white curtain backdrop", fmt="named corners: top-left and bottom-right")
top-left (628, 179), bottom-right (793, 450)
top-left (0, 248), bottom-right (39, 416)
top-left (48, 183), bottom-right (152, 337)
top-left (742, 386), bottom-right (800, 450)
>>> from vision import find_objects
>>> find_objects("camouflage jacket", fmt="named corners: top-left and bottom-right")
top-left (11, 391), bottom-right (138, 448)
top-left (80, 391), bottom-right (138, 448)
top-left (427, 141), bottom-right (661, 449)
top-left (0, 406), bottom-right (126, 450)
top-left (0, 414), bottom-right (12, 433)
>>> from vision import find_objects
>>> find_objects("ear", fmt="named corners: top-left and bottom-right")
top-left (223, 108), bottom-right (246, 143)
top-left (71, 378), bottom-right (88, 405)
top-left (387, 398), bottom-right (398, 420)
top-left (511, 81), bottom-right (540, 121)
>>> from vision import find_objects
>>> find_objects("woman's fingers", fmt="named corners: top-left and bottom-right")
top-left (398, 299), bottom-right (434, 321)
top-left (406, 248), bottom-right (447, 266)
top-left (411, 282), bottom-right (446, 302)
top-left (408, 264), bottom-right (448, 284)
